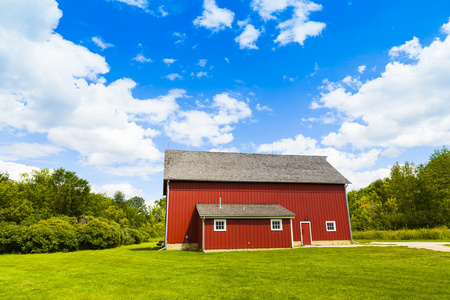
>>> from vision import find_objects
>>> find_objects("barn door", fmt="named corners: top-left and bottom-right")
top-left (300, 222), bottom-right (312, 245)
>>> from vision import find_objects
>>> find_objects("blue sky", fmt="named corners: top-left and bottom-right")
top-left (1, 0), bottom-right (450, 204)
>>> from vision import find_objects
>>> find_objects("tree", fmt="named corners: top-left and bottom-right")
top-left (50, 168), bottom-right (90, 216)
top-left (113, 191), bottom-right (126, 209)
top-left (126, 196), bottom-right (148, 228)
top-left (420, 148), bottom-right (450, 226)
top-left (386, 162), bottom-right (423, 228)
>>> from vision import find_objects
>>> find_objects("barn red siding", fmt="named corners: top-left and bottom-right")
top-left (167, 181), bottom-right (351, 244)
top-left (202, 219), bottom-right (291, 250)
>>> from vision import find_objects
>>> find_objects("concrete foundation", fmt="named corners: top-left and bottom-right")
top-left (166, 243), bottom-right (199, 250)
top-left (293, 240), bottom-right (351, 247)
top-left (312, 240), bottom-right (352, 246)
top-left (166, 240), bottom-right (351, 250)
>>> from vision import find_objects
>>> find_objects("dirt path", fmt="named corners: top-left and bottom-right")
top-left (368, 242), bottom-right (450, 252)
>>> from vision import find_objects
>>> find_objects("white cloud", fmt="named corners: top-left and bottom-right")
top-left (0, 0), bottom-right (189, 177)
top-left (173, 32), bottom-right (187, 44)
top-left (256, 134), bottom-right (388, 189)
top-left (209, 146), bottom-right (239, 152)
top-left (344, 168), bottom-right (391, 191)
top-left (257, 134), bottom-right (381, 171)
top-left (235, 24), bottom-right (261, 49)
top-left (283, 75), bottom-right (298, 82)
top-left (441, 18), bottom-right (450, 34)
top-left (357, 65), bottom-right (366, 74)
top-left (341, 76), bottom-right (362, 89)
top-left (225, 57), bottom-right (230, 63)
top-left (197, 59), bottom-right (208, 67)
top-left (94, 183), bottom-right (145, 199)
top-left (389, 37), bottom-right (422, 60)
top-left (166, 93), bottom-right (251, 147)
top-left (0, 0), bottom-right (61, 42)
top-left (251, 0), bottom-right (325, 46)
top-left (92, 36), bottom-right (114, 50)
top-left (251, 0), bottom-right (290, 20)
top-left (212, 93), bottom-right (252, 124)
top-left (301, 112), bottom-right (337, 125)
top-left (114, 0), bottom-right (148, 10)
top-left (256, 103), bottom-right (273, 112)
top-left (0, 143), bottom-right (62, 161)
top-left (163, 58), bottom-right (177, 65)
top-left (275, 1), bottom-right (326, 46)
top-left (308, 62), bottom-right (319, 77)
top-left (133, 53), bottom-right (152, 63)
top-left (317, 26), bottom-right (450, 150)
top-left (158, 5), bottom-right (168, 17)
top-left (193, 0), bottom-right (235, 32)
top-left (165, 73), bottom-right (183, 80)
top-left (0, 161), bottom-right (41, 182)
top-left (191, 71), bottom-right (208, 78)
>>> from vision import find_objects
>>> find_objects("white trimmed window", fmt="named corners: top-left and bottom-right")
top-left (214, 219), bottom-right (226, 232)
top-left (326, 221), bottom-right (336, 232)
top-left (271, 219), bottom-right (282, 231)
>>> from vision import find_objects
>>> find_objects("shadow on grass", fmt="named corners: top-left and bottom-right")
top-left (128, 246), bottom-right (163, 251)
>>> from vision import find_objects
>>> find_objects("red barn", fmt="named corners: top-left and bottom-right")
top-left (163, 150), bottom-right (352, 251)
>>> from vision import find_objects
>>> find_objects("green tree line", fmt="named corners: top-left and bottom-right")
top-left (348, 148), bottom-right (450, 230)
top-left (0, 168), bottom-right (165, 253)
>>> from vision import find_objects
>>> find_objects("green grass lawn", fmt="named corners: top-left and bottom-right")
top-left (354, 239), bottom-right (450, 243)
top-left (1, 243), bottom-right (449, 299)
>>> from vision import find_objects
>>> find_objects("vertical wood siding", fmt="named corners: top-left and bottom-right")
top-left (167, 181), bottom-right (351, 244)
top-left (203, 219), bottom-right (291, 250)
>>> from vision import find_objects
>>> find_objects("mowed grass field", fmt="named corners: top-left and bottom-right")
top-left (1, 243), bottom-right (449, 299)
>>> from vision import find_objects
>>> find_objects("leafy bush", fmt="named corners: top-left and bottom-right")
top-left (0, 217), bottom-right (154, 254)
top-left (120, 228), bottom-right (136, 245)
top-left (21, 218), bottom-right (78, 253)
top-left (0, 222), bottom-right (27, 253)
top-left (77, 219), bottom-right (121, 250)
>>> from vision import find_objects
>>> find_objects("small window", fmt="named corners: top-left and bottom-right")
top-left (271, 219), bottom-right (282, 231)
top-left (326, 221), bottom-right (336, 232)
top-left (214, 219), bottom-right (226, 232)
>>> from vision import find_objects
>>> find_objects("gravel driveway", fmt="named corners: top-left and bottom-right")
top-left (369, 242), bottom-right (450, 252)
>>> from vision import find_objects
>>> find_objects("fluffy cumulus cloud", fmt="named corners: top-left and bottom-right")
top-left (441, 18), bottom-right (450, 34)
top-left (235, 23), bottom-right (261, 49)
top-left (94, 183), bottom-right (145, 199)
top-left (197, 59), bottom-right (208, 67)
top-left (0, 143), bottom-right (62, 161)
top-left (0, 161), bottom-right (41, 181)
top-left (251, 0), bottom-right (325, 46)
top-left (191, 71), bottom-right (208, 78)
top-left (163, 58), bottom-right (176, 66)
top-left (316, 26), bottom-right (450, 151)
top-left (194, 0), bottom-right (235, 31)
top-left (92, 36), bottom-right (114, 50)
top-left (165, 73), bottom-right (183, 80)
top-left (133, 53), bottom-right (152, 63)
top-left (114, 0), bottom-right (148, 10)
top-left (357, 65), bottom-right (366, 74)
top-left (389, 36), bottom-right (422, 60)
top-left (256, 134), bottom-right (388, 190)
top-left (166, 93), bottom-right (251, 147)
top-left (0, 0), bottom-right (187, 176)
top-left (256, 103), bottom-right (272, 112)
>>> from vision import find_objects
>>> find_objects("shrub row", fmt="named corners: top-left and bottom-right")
top-left (353, 226), bottom-right (450, 240)
top-left (0, 217), bottom-right (150, 254)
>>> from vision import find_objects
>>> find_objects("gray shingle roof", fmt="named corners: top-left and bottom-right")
top-left (196, 203), bottom-right (295, 218)
top-left (164, 150), bottom-right (350, 184)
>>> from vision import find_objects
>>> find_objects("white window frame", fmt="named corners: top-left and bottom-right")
top-left (326, 221), bottom-right (336, 232)
top-left (271, 219), bottom-right (283, 231)
top-left (214, 219), bottom-right (226, 232)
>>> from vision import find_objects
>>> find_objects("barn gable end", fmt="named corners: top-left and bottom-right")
top-left (163, 150), bottom-right (352, 251)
